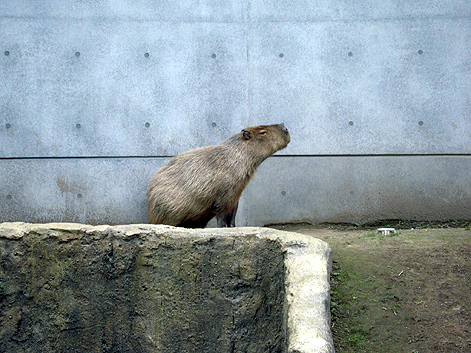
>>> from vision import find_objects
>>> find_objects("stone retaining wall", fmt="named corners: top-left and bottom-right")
top-left (0, 223), bottom-right (333, 353)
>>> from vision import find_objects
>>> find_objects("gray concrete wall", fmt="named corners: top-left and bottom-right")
top-left (1, 1), bottom-right (471, 225)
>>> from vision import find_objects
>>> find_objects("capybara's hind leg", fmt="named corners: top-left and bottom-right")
top-left (179, 209), bottom-right (214, 228)
top-left (180, 218), bottom-right (211, 228)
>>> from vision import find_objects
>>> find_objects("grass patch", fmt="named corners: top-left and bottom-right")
top-left (330, 263), bottom-right (371, 351)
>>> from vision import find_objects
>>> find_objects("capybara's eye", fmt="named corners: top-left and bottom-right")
top-left (259, 130), bottom-right (267, 135)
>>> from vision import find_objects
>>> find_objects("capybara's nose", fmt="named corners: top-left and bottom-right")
top-left (277, 124), bottom-right (289, 134)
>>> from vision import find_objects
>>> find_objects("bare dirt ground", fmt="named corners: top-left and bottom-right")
top-left (270, 222), bottom-right (471, 353)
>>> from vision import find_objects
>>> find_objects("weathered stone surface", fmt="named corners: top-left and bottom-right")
top-left (0, 223), bottom-right (333, 353)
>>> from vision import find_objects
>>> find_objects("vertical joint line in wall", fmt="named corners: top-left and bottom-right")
top-left (241, 187), bottom-right (250, 227)
top-left (245, 0), bottom-right (251, 126)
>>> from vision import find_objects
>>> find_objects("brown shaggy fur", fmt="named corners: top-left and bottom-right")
top-left (147, 124), bottom-right (290, 228)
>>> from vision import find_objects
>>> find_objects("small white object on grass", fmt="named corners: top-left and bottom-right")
top-left (377, 228), bottom-right (397, 235)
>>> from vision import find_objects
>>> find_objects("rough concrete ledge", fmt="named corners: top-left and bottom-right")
top-left (0, 223), bottom-right (334, 353)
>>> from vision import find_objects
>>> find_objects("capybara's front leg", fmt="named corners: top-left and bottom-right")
top-left (216, 203), bottom-right (238, 227)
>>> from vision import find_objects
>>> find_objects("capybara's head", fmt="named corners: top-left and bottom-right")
top-left (239, 124), bottom-right (290, 156)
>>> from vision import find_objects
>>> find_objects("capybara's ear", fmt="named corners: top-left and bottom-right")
top-left (242, 130), bottom-right (252, 140)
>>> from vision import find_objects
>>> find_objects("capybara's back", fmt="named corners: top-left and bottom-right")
top-left (147, 124), bottom-right (290, 228)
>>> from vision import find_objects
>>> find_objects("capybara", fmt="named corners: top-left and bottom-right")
top-left (148, 124), bottom-right (290, 228)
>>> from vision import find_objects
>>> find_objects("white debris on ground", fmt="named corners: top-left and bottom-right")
top-left (377, 228), bottom-right (397, 235)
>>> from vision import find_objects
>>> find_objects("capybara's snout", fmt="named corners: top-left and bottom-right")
top-left (275, 124), bottom-right (290, 143)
